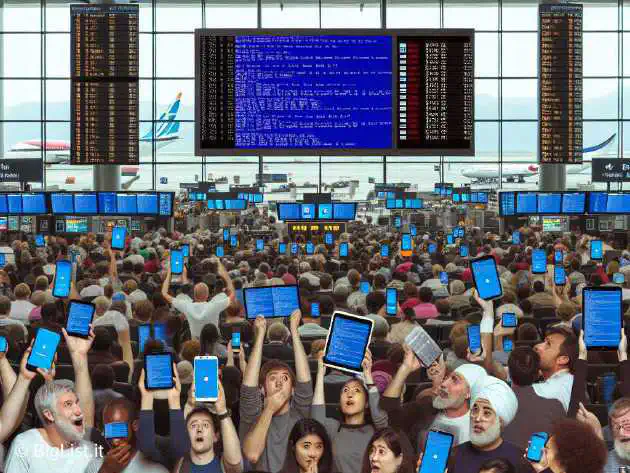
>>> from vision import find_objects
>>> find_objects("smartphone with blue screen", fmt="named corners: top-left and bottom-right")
top-left (339, 242), bottom-right (349, 258)
top-left (66, 301), bottom-right (95, 338)
top-left (27, 328), bottom-right (61, 372)
top-left (439, 271), bottom-right (448, 285)
top-left (381, 244), bottom-right (389, 257)
top-left (447, 235), bottom-right (454, 245)
top-left (428, 243), bottom-right (437, 254)
top-left (215, 246), bottom-right (224, 258)
top-left (170, 249), bottom-right (184, 275)
top-left (291, 243), bottom-right (299, 255)
top-left (325, 233), bottom-right (334, 246)
top-left (306, 242), bottom-right (314, 255)
top-left (410, 225), bottom-right (417, 236)
top-left (512, 231), bottom-right (521, 244)
top-left (230, 235), bottom-right (238, 248)
top-left (459, 245), bottom-right (469, 258)
top-left (501, 312), bottom-right (517, 328)
top-left (471, 255), bottom-right (503, 300)
top-left (467, 324), bottom-right (482, 354)
top-left (52, 260), bottom-right (72, 298)
top-left (554, 249), bottom-right (563, 264)
top-left (526, 433), bottom-right (548, 462)
top-left (0, 336), bottom-right (7, 353)
top-left (279, 243), bottom-right (287, 254)
top-left (256, 239), bottom-right (264, 252)
top-left (418, 430), bottom-right (454, 473)
top-left (144, 353), bottom-right (174, 390)
top-left (360, 281), bottom-right (370, 294)
top-left (532, 249), bottom-right (547, 274)
top-left (401, 234), bottom-right (412, 251)
top-left (104, 422), bottom-right (129, 440)
top-left (223, 228), bottom-right (230, 241)
top-left (554, 265), bottom-right (566, 286)
top-left (591, 239), bottom-right (603, 260)
top-left (0, 254), bottom-right (6, 268)
top-left (311, 302), bottom-right (320, 317)
top-left (231, 332), bottom-right (241, 353)
top-left (138, 324), bottom-right (150, 354)
top-left (600, 373), bottom-right (617, 404)
top-left (182, 244), bottom-right (190, 258)
top-left (614, 272), bottom-right (625, 284)
top-left (386, 288), bottom-right (397, 316)
top-left (153, 323), bottom-right (167, 345)
top-left (394, 216), bottom-right (401, 228)
top-left (111, 226), bottom-right (127, 251)
top-left (35, 234), bottom-right (45, 248)
top-left (194, 356), bottom-right (219, 402)
top-left (503, 338), bottom-right (513, 352)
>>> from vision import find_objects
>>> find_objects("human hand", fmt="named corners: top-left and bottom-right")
top-left (577, 402), bottom-right (604, 439)
top-left (138, 369), bottom-right (153, 401)
top-left (362, 349), bottom-right (373, 384)
top-left (214, 380), bottom-right (227, 414)
top-left (427, 354), bottom-right (446, 386)
top-left (62, 326), bottom-right (95, 358)
top-left (401, 344), bottom-right (422, 374)
top-left (264, 386), bottom-right (291, 413)
top-left (289, 309), bottom-right (302, 333)
top-left (578, 330), bottom-right (587, 361)
top-left (254, 316), bottom-right (267, 340)
top-left (619, 328), bottom-right (628, 362)
top-left (101, 445), bottom-right (133, 473)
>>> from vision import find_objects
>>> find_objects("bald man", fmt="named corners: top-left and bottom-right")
top-left (162, 257), bottom-right (235, 338)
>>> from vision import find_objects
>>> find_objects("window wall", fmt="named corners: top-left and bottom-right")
top-left (0, 0), bottom-right (625, 196)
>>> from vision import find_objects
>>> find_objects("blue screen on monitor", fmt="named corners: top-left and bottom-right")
top-left (606, 194), bottom-right (630, 213)
top-left (500, 192), bottom-right (515, 216)
top-left (51, 194), bottom-right (74, 214)
top-left (22, 194), bottom-right (46, 214)
top-left (386, 199), bottom-right (396, 209)
top-left (224, 199), bottom-right (247, 210)
top-left (537, 193), bottom-right (562, 214)
top-left (7, 195), bottom-right (21, 214)
top-left (137, 194), bottom-right (158, 214)
top-left (453, 194), bottom-right (460, 203)
top-left (333, 203), bottom-right (355, 220)
top-left (74, 194), bottom-right (97, 214)
top-left (589, 192), bottom-right (608, 214)
top-left (318, 203), bottom-right (333, 220)
top-left (98, 192), bottom-right (117, 214)
top-left (478, 192), bottom-right (488, 203)
top-left (562, 192), bottom-right (586, 214)
top-left (116, 194), bottom-right (137, 215)
top-left (301, 204), bottom-right (315, 220)
top-left (516, 192), bottom-right (537, 214)
top-left (278, 203), bottom-right (301, 221)
top-left (159, 193), bottom-right (172, 216)
top-left (0, 196), bottom-right (7, 214)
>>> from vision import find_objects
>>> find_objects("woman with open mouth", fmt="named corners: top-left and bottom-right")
top-left (361, 427), bottom-right (416, 473)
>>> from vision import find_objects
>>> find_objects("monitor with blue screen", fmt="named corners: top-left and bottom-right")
top-left (277, 203), bottom-right (301, 221)
top-left (606, 194), bottom-right (630, 213)
top-left (583, 287), bottom-right (622, 349)
top-left (243, 285), bottom-right (300, 319)
top-left (159, 193), bottom-right (173, 216)
top-left (7, 195), bottom-right (21, 214)
top-left (323, 312), bottom-right (374, 374)
top-left (22, 194), bottom-right (46, 214)
top-left (301, 204), bottom-right (315, 220)
top-left (318, 203), bottom-right (333, 220)
top-left (116, 194), bottom-right (137, 214)
top-left (98, 192), bottom-right (118, 214)
top-left (137, 194), bottom-right (158, 214)
top-left (516, 192), bottom-right (537, 214)
top-left (562, 192), bottom-right (586, 214)
top-left (74, 193), bottom-right (98, 214)
top-left (499, 192), bottom-right (515, 216)
top-left (51, 194), bottom-right (74, 214)
top-left (332, 203), bottom-right (356, 220)
top-left (537, 193), bottom-right (562, 214)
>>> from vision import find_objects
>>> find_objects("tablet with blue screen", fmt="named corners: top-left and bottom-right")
top-left (323, 311), bottom-right (374, 374)
top-left (583, 287), bottom-right (622, 350)
top-left (243, 284), bottom-right (300, 319)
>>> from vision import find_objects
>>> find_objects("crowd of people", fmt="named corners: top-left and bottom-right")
top-left (0, 208), bottom-right (627, 473)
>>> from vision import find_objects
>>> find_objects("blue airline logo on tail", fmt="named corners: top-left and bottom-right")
top-left (140, 92), bottom-right (182, 142)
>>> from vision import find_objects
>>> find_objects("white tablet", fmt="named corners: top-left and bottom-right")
top-left (323, 311), bottom-right (374, 374)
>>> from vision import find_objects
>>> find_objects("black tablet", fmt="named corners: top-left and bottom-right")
top-left (243, 284), bottom-right (300, 319)
top-left (582, 287), bottom-right (622, 350)
top-left (144, 352), bottom-right (174, 390)
top-left (323, 311), bottom-right (374, 374)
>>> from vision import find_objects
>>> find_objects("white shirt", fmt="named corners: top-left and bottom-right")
top-left (532, 369), bottom-right (574, 412)
top-left (0, 317), bottom-right (28, 337)
top-left (9, 300), bottom-right (36, 325)
top-left (172, 293), bottom-right (230, 338)
top-left (4, 429), bottom-right (98, 473)
top-left (93, 310), bottom-right (130, 333)
top-left (85, 450), bottom-right (168, 473)
top-left (430, 411), bottom-right (470, 446)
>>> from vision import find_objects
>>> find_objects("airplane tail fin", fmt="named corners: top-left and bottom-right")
top-left (583, 133), bottom-right (616, 153)
top-left (141, 92), bottom-right (182, 141)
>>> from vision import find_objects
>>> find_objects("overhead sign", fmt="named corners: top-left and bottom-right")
top-left (0, 159), bottom-right (43, 183)
top-left (287, 222), bottom-right (346, 239)
top-left (592, 159), bottom-right (630, 182)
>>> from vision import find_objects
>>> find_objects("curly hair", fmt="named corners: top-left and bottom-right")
top-left (551, 419), bottom-right (607, 473)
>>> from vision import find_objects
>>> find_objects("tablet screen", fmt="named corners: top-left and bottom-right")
top-left (145, 353), bottom-right (174, 390)
top-left (244, 285), bottom-right (300, 318)
top-left (583, 288), bottom-right (622, 349)
top-left (532, 249), bottom-right (547, 274)
top-left (471, 256), bottom-right (502, 300)
top-left (66, 302), bottom-right (95, 337)
top-left (324, 313), bottom-right (373, 373)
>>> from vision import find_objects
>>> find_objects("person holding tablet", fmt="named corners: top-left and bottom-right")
top-left (240, 310), bottom-right (313, 473)
top-left (311, 349), bottom-right (389, 473)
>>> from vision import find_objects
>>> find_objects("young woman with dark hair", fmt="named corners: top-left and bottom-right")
top-left (360, 427), bottom-right (416, 473)
top-left (279, 418), bottom-right (334, 473)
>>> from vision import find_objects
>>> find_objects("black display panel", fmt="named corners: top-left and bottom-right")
top-left (195, 29), bottom-right (474, 156)
top-left (71, 4), bottom-right (139, 165)
top-left (539, 3), bottom-right (583, 164)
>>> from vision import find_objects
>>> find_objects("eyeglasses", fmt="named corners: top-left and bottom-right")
top-left (190, 421), bottom-right (212, 431)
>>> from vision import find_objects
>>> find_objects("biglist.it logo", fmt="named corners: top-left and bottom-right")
top-left (605, 163), bottom-right (614, 171)
top-left (14, 442), bottom-right (105, 460)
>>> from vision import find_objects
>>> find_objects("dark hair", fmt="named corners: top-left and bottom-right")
top-left (91, 364), bottom-right (115, 390)
top-left (550, 419), bottom-right (607, 473)
top-left (279, 419), bottom-right (334, 473)
top-left (507, 346), bottom-right (540, 386)
top-left (93, 326), bottom-right (113, 351)
top-left (185, 406), bottom-right (223, 456)
top-left (361, 428), bottom-right (416, 473)
top-left (339, 378), bottom-right (372, 423)
top-left (418, 287), bottom-right (433, 303)
top-left (545, 326), bottom-right (578, 372)
top-left (516, 322), bottom-right (539, 342)
top-left (200, 323), bottom-right (221, 355)
top-left (533, 280), bottom-right (545, 293)
top-left (319, 295), bottom-right (334, 315)
top-left (366, 291), bottom-right (386, 314)
top-left (103, 398), bottom-right (138, 423)
top-left (479, 458), bottom-right (515, 473)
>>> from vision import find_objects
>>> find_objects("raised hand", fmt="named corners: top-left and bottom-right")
top-left (362, 349), bottom-right (373, 385)
top-left (619, 328), bottom-right (628, 362)
top-left (254, 315), bottom-right (267, 341)
top-left (62, 326), bottom-right (95, 358)
top-left (264, 386), bottom-right (290, 414)
top-left (401, 344), bottom-right (422, 374)
top-left (289, 309), bottom-right (302, 333)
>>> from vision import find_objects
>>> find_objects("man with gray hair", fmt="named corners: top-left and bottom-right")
top-left (602, 397), bottom-right (630, 473)
top-left (5, 327), bottom-right (99, 472)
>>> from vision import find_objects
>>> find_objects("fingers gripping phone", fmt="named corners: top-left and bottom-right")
top-left (418, 430), bottom-right (454, 473)
top-left (467, 324), bottom-right (482, 355)
top-left (27, 328), bottom-right (61, 372)
top-left (386, 288), bottom-right (397, 316)
top-left (526, 433), bottom-right (548, 462)
top-left (195, 355), bottom-right (219, 402)
top-left (231, 332), bottom-right (241, 353)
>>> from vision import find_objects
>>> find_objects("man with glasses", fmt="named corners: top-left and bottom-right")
top-left (604, 398), bottom-right (630, 473)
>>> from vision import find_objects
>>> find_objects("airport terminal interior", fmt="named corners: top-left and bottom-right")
top-left (0, 1), bottom-right (627, 473)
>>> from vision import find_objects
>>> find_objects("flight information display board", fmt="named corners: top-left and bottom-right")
top-left (539, 3), bottom-right (583, 164)
top-left (71, 4), bottom-right (139, 165)
top-left (195, 29), bottom-right (474, 156)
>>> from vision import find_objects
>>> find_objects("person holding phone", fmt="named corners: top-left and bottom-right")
top-left (279, 418), bottom-right (334, 473)
top-left (312, 350), bottom-right (389, 473)
top-left (240, 310), bottom-right (313, 473)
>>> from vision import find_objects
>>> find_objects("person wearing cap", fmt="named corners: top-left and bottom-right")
top-left (449, 376), bottom-right (528, 473)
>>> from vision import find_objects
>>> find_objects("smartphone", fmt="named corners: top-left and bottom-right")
top-left (111, 226), bottom-right (127, 251)
top-left (194, 356), bottom-right (219, 402)
top-left (27, 328), bottom-right (61, 372)
top-left (532, 249), bottom-right (547, 274)
top-left (0, 336), bottom-right (7, 353)
top-left (153, 323), bottom-right (167, 345)
top-left (512, 231), bottom-right (521, 244)
top-left (52, 260), bottom-right (72, 298)
top-left (170, 249), bottom-right (184, 275)
top-left (231, 332), bottom-right (241, 353)
top-left (306, 242), bottom-right (314, 255)
top-left (447, 235), bottom-right (454, 245)
top-left (428, 243), bottom-right (437, 255)
top-left (311, 302), bottom-right (320, 317)
top-left (471, 255), bottom-right (503, 300)
top-left (381, 244), bottom-right (389, 258)
top-left (526, 433), bottom-right (548, 462)
top-left (591, 239), bottom-right (603, 260)
top-left (554, 265), bottom-right (566, 286)
top-left (467, 324), bottom-right (482, 354)
top-left (182, 244), bottom-right (190, 258)
top-left (459, 245), bottom-right (469, 258)
top-left (554, 249), bottom-right (563, 264)
top-left (144, 353), bottom-right (174, 390)
top-left (394, 216), bottom-right (401, 228)
top-left (215, 246), bottom-right (224, 257)
top-left (230, 235), bottom-right (238, 248)
top-left (66, 301), bottom-right (95, 338)
top-left (410, 225), bottom-right (417, 237)
top-left (386, 287), bottom-right (397, 316)
top-left (339, 242), bottom-right (349, 258)
top-left (501, 312), bottom-right (517, 328)
top-left (360, 281), bottom-right (370, 294)
top-left (439, 271), bottom-right (448, 285)
top-left (104, 422), bottom-right (129, 440)
top-left (256, 239), bottom-right (264, 252)
top-left (614, 272), bottom-right (625, 284)
top-left (35, 234), bottom-right (45, 248)
top-left (503, 338), bottom-right (514, 353)
top-left (138, 324), bottom-right (151, 354)
top-left (291, 243), bottom-right (299, 255)
top-left (325, 233), bottom-right (334, 245)
top-left (401, 234), bottom-right (412, 251)
top-left (418, 430), bottom-right (454, 473)
top-left (279, 242), bottom-right (287, 254)
top-left (223, 228), bottom-right (230, 241)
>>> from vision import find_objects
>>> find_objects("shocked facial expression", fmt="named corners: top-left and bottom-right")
top-left (340, 380), bottom-right (367, 417)
top-left (295, 434), bottom-right (325, 473)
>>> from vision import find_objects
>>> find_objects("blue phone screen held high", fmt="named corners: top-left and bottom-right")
top-left (614, 272), bottom-right (625, 284)
top-left (554, 266), bottom-right (566, 285)
top-left (154, 323), bottom-right (167, 344)
top-left (311, 302), bottom-right (320, 317)
top-left (195, 357), bottom-right (219, 400)
top-left (526, 434), bottom-right (547, 462)
top-left (512, 231), bottom-right (520, 244)
top-left (360, 281), bottom-right (370, 294)
top-left (145, 354), bottom-right (173, 390)
top-left (53, 261), bottom-right (72, 298)
top-left (0, 336), bottom-right (7, 352)
top-left (325, 233), bottom-right (334, 245)
top-left (256, 239), bottom-right (264, 251)
top-left (279, 243), bottom-right (287, 253)
top-left (439, 272), bottom-right (448, 285)
top-left (532, 249), bottom-right (547, 274)
top-left (401, 234), bottom-right (412, 251)
top-left (223, 229), bottom-right (229, 241)
top-left (340, 243), bottom-right (348, 257)
top-left (291, 243), bottom-right (299, 255)
top-left (428, 243), bottom-right (436, 254)
top-left (215, 246), bottom-right (224, 257)
top-left (35, 234), bottom-right (45, 247)
top-left (138, 324), bottom-right (150, 354)
top-left (503, 338), bottom-right (513, 352)
top-left (232, 332), bottom-right (241, 348)
top-left (394, 216), bottom-right (401, 228)
top-left (591, 240), bottom-right (603, 260)
top-left (410, 225), bottom-right (417, 236)
top-left (28, 328), bottom-right (60, 371)
top-left (502, 312), bottom-right (517, 327)
top-left (468, 325), bottom-right (482, 352)
top-left (111, 226), bottom-right (126, 250)
top-left (584, 288), bottom-right (622, 348)
top-left (459, 245), bottom-right (469, 257)
top-left (104, 422), bottom-right (129, 439)
top-left (386, 288), bottom-right (397, 315)
top-left (324, 316), bottom-right (372, 372)
top-left (447, 235), bottom-right (454, 245)
top-left (554, 250), bottom-right (563, 264)
top-left (471, 257), bottom-right (502, 300)
top-left (419, 430), bottom-right (453, 473)
top-left (230, 235), bottom-right (238, 247)
top-left (170, 250), bottom-right (184, 275)
top-left (182, 244), bottom-right (190, 258)
top-left (66, 302), bottom-right (94, 337)
top-left (306, 242), bottom-right (314, 254)
top-left (244, 285), bottom-right (300, 318)
top-left (381, 244), bottom-right (389, 257)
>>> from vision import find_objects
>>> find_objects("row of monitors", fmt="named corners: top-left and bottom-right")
top-left (499, 191), bottom-right (630, 216)
top-left (0, 216), bottom-right (89, 233)
top-left (190, 193), bottom-right (264, 204)
top-left (277, 202), bottom-right (357, 221)
top-left (207, 199), bottom-right (248, 210)
top-left (0, 192), bottom-right (174, 217)
top-left (452, 192), bottom-right (489, 204)
top-left (385, 198), bottom-right (423, 209)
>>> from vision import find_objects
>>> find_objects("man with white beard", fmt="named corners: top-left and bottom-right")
top-left (604, 398), bottom-right (630, 473)
top-left (449, 376), bottom-right (529, 473)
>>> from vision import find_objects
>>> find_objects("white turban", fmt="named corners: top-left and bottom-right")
top-left (454, 363), bottom-right (487, 398)
top-left (472, 376), bottom-right (518, 426)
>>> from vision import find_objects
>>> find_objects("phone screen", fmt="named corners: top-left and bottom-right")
top-left (154, 323), bottom-right (167, 344)
top-left (591, 240), bottom-right (603, 260)
top-left (306, 242), bottom-right (314, 254)
top-left (223, 229), bottom-right (229, 241)
top-left (526, 434), bottom-right (547, 462)
top-left (447, 235), bottom-right (454, 245)
top-left (138, 324), bottom-right (150, 354)
top-left (279, 243), bottom-right (287, 254)
top-left (182, 244), bottom-right (190, 258)
top-left (104, 422), bottom-right (129, 440)
top-left (145, 353), bottom-right (174, 390)
top-left (53, 260), bottom-right (72, 298)
top-left (503, 338), bottom-right (514, 352)
top-left (554, 250), bottom-right (563, 264)
top-left (111, 226), bottom-right (127, 250)
top-left (386, 288), bottom-right (397, 316)
top-left (439, 271), bottom-right (448, 285)
top-left (459, 245), bottom-right (469, 257)
top-left (554, 265), bottom-right (566, 285)
top-left (340, 242), bottom-right (348, 257)
top-left (311, 302), bottom-right (320, 317)
top-left (231, 332), bottom-right (241, 349)
top-left (532, 249), bottom-right (547, 274)
top-left (215, 246), bottom-right (224, 257)
top-left (419, 430), bottom-right (454, 473)
top-left (230, 235), bottom-right (238, 248)
top-left (471, 257), bottom-right (502, 300)
top-left (35, 234), bottom-right (45, 247)
top-left (401, 234), bottom-right (412, 251)
top-left (512, 231), bottom-right (521, 244)
top-left (170, 250), bottom-right (184, 275)
top-left (27, 328), bottom-right (61, 371)
top-left (410, 225), bottom-right (417, 236)
top-left (502, 312), bottom-right (517, 328)
top-left (195, 357), bottom-right (219, 401)
top-left (0, 336), bottom-right (7, 353)
top-left (325, 233), bottom-right (334, 245)
top-left (66, 302), bottom-right (95, 337)
top-left (614, 272), bottom-right (625, 284)
top-left (360, 281), bottom-right (370, 294)
top-left (291, 243), bottom-right (299, 255)
top-left (381, 244), bottom-right (389, 257)
top-left (467, 325), bottom-right (482, 353)
top-left (0, 254), bottom-right (6, 268)
top-left (394, 216), bottom-right (401, 228)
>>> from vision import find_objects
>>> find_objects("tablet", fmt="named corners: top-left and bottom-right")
top-left (144, 352), bottom-right (174, 390)
top-left (532, 249), bottom-right (547, 274)
top-left (323, 311), bottom-right (374, 374)
top-left (471, 255), bottom-right (503, 300)
top-left (66, 301), bottom-right (95, 338)
top-left (243, 284), bottom-right (300, 319)
top-left (583, 287), bottom-right (622, 350)
top-left (404, 325), bottom-right (442, 367)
